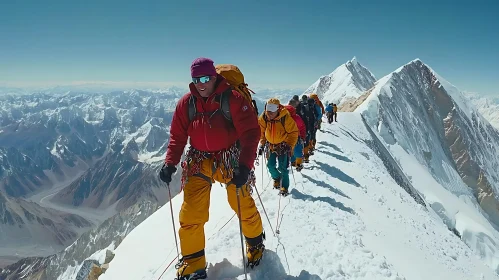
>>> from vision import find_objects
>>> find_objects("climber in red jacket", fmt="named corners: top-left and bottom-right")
top-left (159, 57), bottom-right (265, 280)
top-left (286, 102), bottom-right (307, 171)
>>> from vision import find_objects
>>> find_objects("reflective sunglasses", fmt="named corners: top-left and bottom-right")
top-left (192, 76), bottom-right (212, 84)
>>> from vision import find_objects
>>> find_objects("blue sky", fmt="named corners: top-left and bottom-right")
top-left (1, 0), bottom-right (498, 95)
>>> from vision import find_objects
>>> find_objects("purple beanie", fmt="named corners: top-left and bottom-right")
top-left (190, 57), bottom-right (217, 78)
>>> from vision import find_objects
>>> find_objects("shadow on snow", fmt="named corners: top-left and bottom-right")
top-left (301, 173), bottom-right (350, 199)
top-left (290, 189), bottom-right (355, 215)
top-left (316, 149), bottom-right (352, 163)
top-left (304, 162), bottom-right (360, 188)
top-left (317, 141), bottom-right (342, 153)
top-left (206, 249), bottom-right (322, 279)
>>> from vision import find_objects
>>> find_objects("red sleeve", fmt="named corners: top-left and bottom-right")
top-left (229, 90), bottom-right (260, 169)
top-left (164, 94), bottom-right (190, 166)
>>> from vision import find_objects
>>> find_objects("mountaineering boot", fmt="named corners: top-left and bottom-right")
top-left (304, 154), bottom-right (310, 163)
top-left (246, 233), bottom-right (265, 269)
top-left (296, 163), bottom-right (303, 172)
top-left (295, 158), bottom-right (303, 172)
top-left (308, 142), bottom-right (315, 153)
top-left (279, 187), bottom-right (289, 196)
top-left (273, 178), bottom-right (281, 189)
top-left (291, 161), bottom-right (296, 167)
top-left (175, 254), bottom-right (207, 280)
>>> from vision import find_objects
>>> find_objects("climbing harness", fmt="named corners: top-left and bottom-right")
top-left (180, 142), bottom-right (256, 194)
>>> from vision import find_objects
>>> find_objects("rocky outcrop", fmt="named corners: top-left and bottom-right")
top-left (76, 251), bottom-right (114, 280)
top-left (338, 87), bottom-right (374, 112)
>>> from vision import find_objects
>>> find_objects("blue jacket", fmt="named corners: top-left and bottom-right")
top-left (315, 104), bottom-right (322, 120)
top-left (325, 104), bottom-right (333, 113)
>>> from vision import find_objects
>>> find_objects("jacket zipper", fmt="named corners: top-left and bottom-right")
top-left (202, 96), bottom-right (215, 151)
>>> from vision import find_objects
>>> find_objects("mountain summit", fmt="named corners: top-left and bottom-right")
top-left (304, 57), bottom-right (376, 106)
top-left (356, 58), bottom-right (499, 271)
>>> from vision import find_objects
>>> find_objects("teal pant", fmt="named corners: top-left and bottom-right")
top-left (267, 152), bottom-right (290, 190)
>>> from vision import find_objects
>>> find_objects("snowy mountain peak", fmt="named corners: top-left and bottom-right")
top-left (347, 56), bottom-right (358, 65)
top-left (389, 58), bottom-right (477, 121)
top-left (355, 59), bottom-right (499, 272)
top-left (304, 57), bottom-right (376, 106)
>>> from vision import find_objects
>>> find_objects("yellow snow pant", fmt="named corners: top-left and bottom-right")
top-left (179, 157), bottom-right (264, 258)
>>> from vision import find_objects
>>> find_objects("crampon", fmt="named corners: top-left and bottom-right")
top-left (246, 258), bottom-right (261, 269)
top-left (174, 269), bottom-right (207, 280)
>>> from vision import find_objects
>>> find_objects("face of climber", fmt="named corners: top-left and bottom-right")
top-left (267, 111), bottom-right (279, 119)
top-left (192, 75), bottom-right (217, 97)
top-left (266, 103), bottom-right (279, 119)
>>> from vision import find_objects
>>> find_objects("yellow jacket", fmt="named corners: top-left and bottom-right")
top-left (259, 107), bottom-right (299, 150)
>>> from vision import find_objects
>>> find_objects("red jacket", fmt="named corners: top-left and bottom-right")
top-left (165, 76), bottom-right (260, 169)
top-left (284, 105), bottom-right (306, 140)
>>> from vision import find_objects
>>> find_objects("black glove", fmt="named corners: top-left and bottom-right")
top-left (258, 146), bottom-right (264, 156)
top-left (159, 164), bottom-right (177, 184)
top-left (232, 164), bottom-right (250, 188)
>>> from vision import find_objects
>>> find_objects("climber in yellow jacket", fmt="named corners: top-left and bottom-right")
top-left (258, 98), bottom-right (299, 196)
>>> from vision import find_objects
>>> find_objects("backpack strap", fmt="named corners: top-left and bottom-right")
top-left (188, 94), bottom-right (197, 122)
top-left (220, 88), bottom-right (232, 122)
top-left (188, 90), bottom-right (232, 123)
top-left (252, 100), bottom-right (259, 115)
top-left (263, 112), bottom-right (287, 133)
top-left (281, 115), bottom-right (287, 133)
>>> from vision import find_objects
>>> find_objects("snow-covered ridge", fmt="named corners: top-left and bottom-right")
top-left (88, 114), bottom-right (499, 280)
top-left (304, 57), bottom-right (376, 106)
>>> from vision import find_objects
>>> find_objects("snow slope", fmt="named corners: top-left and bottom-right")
top-left (463, 92), bottom-right (499, 130)
top-left (304, 57), bottom-right (376, 106)
top-left (356, 59), bottom-right (499, 273)
top-left (97, 113), bottom-right (498, 280)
